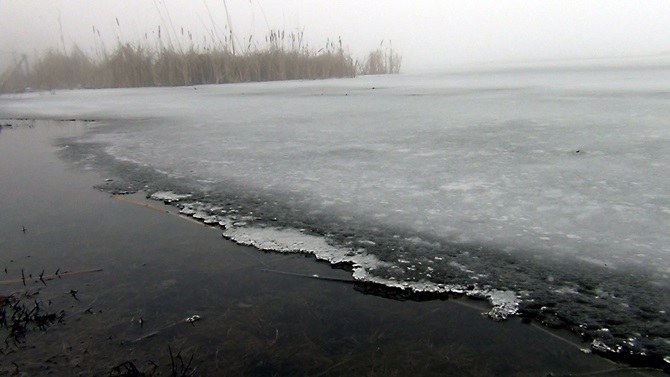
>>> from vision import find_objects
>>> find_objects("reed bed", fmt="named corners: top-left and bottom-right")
top-left (359, 40), bottom-right (403, 76)
top-left (0, 30), bottom-right (400, 93)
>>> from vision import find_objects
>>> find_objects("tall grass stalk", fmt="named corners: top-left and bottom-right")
top-left (1, 30), bottom-right (400, 93)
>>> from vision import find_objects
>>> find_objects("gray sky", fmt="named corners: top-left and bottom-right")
top-left (2, 0), bottom-right (670, 72)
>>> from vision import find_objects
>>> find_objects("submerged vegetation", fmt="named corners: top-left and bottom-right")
top-left (0, 27), bottom-right (401, 94)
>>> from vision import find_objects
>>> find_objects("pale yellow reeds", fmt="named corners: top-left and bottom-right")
top-left (0, 29), bottom-right (400, 93)
top-left (357, 40), bottom-right (402, 76)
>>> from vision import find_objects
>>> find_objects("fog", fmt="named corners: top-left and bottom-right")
top-left (1, 0), bottom-right (670, 72)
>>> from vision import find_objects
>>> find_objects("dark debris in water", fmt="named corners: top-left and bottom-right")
top-left (1, 290), bottom-right (65, 347)
top-left (108, 346), bottom-right (196, 377)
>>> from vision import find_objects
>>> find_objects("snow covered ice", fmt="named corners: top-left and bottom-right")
top-left (2, 64), bottom-right (670, 364)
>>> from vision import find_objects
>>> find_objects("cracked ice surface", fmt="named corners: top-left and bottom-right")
top-left (2, 64), bottom-right (670, 362)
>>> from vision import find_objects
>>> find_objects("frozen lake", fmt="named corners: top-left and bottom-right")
top-left (2, 64), bottom-right (670, 366)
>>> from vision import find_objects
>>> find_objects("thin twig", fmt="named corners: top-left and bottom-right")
top-left (0, 268), bottom-right (103, 286)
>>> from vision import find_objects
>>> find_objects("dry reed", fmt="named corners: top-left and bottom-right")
top-left (357, 40), bottom-right (402, 75)
top-left (0, 29), bottom-right (399, 93)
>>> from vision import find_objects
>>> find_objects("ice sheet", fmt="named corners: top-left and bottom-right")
top-left (2, 65), bottom-right (670, 364)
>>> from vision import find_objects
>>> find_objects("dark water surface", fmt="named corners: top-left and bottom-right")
top-left (1, 122), bottom-right (665, 375)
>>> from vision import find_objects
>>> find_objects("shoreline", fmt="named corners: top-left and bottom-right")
top-left (0, 120), bottom-right (666, 375)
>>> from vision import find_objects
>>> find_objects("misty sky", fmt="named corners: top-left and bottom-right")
top-left (1, 0), bottom-right (670, 72)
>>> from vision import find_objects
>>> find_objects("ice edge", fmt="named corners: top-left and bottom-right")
top-left (153, 192), bottom-right (520, 320)
top-left (222, 225), bottom-right (519, 320)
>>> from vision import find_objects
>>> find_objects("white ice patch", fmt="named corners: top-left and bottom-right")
top-left (486, 290), bottom-right (520, 320)
top-left (222, 225), bottom-right (389, 275)
top-left (591, 339), bottom-right (622, 354)
top-left (222, 224), bottom-right (519, 319)
top-left (357, 272), bottom-right (519, 320)
top-left (150, 191), bottom-right (191, 203)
